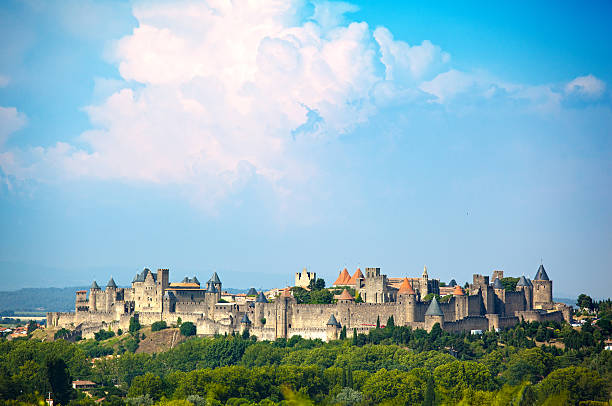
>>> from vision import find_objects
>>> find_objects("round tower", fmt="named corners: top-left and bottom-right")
top-left (424, 297), bottom-right (444, 332)
top-left (516, 275), bottom-right (532, 310)
top-left (398, 278), bottom-right (417, 324)
top-left (254, 292), bottom-right (268, 328)
top-left (240, 313), bottom-right (251, 335)
top-left (105, 277), bottom-right (117, 313)
top-left (89, 280), bottom-right (100, 312)
top-left (207, 272), bottom-right (222, 296)
top-left (326, 314), bottom-right (341, 341)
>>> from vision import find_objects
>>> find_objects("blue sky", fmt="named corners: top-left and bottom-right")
top-left (0, 0), bottom-right (610, 298)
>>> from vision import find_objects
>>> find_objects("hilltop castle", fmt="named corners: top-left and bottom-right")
top-left (47, 265), bottom-right (571, 341)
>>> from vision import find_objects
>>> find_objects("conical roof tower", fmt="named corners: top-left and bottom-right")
top-left (425, 297), bottom-right (443, 317)
top-left (534, 264), bottom-right (549, 281)
top-left (107, 277), bottom-right (117, 289)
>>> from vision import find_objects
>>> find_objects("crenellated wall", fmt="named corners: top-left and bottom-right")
top-left (51, 268), bottom-right (561, 342)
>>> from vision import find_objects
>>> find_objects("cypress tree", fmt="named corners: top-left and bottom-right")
top-left (376, 315), bottom-right (380, 329)
top-left (423, 376), bottom-right (435, 406)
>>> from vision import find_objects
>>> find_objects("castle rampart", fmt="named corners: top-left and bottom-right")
top-left (49, 264), bottom-right (570, 341)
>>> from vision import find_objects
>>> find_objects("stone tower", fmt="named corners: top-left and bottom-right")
top-left (207, 272), bottom-right (222, 294)
top-left (326, 314), bottom-right (341, 341)
top-left (254, 292), bottom-right (268, 328)
top-left (420, 266), bottom-right (430, 297)
top-left (294, 267), bottom-right (316, 288)
top-left (424, 297), bottom-right (444, 332)
top-left (89, 281), bottom-right (100, 312)
top-left (364, 267), bottom-right (386, 303)
top-left (398, 278), bottom-right (417, 324)
top-left (240, 313), bottom-right (251, 335)
top-left (158, 268), bottom-right (170, 291)
top-left (516, 275), bottom-right (532, 310)
top-left (532, 265), bottom-right (553, 310)
top-left (105, 277), bottom-right (117, 312)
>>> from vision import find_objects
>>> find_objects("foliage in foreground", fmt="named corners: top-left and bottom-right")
top-left (0, 301), bottom-right (611, 405)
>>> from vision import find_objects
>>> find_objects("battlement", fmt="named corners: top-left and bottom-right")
top-left (55, 264), bottom-right (560, 341)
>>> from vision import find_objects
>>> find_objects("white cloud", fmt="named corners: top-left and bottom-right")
top-left (312, 1), bottom-right (359, 32)
top-left (2, 0), bottom-right (604, 211)
top-left (565, 74), bottom-right (606, 98)
top-left (374, 27), bottom-right (450, 82)
top-left (4, 0), bottom-right (417, 209)
top-left (0, 106), bottom-right (26, 146)
top-left (0, 75), bottom-right (9, 87)
top-left (419, 69), bottom-right (476, 102)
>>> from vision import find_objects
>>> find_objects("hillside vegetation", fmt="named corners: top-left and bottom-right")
top-left (1, 310), bottom-right (611, 406)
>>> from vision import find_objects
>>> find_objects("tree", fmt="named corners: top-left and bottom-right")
top-left (376, 316), bottom-right (380, 329)
top-left (386, 316), bottom-right (395, 329)
top-left (27, 320), bottom-right (38, 334)
top-left (502, 347), bottom-right (553, 385)
top-left (577, 294), bottom-right (594, 310)
top-left (537, 366), bottom-right (607, 404)
top-left (501, 277), bottom-right (519, 292)
top-left (434, 361), bottom-right (493, 402)
top-left (310, 289), bottom-right (333, 304)
top-left (291, 287), bottom-right (311, 304)
top-left (422, 376), bottom-right (435, 406)
top-left (151, 321), bottom-right (167, 332)
top-left (180, 322), bottom-right (196, 337)
top-left (95, 329), bottom-right (115, 341)
top-left (46, 357), bottom-right (74, 406)
top-left (127, 373), bottom-right (164, 400)
top-left (362, 368), bottom-right (427, 405)
top-left (340, 326), bottom-right (347, 340)
top-left (54, 328), bottom-right (71, 340)
top-left (308, 278), bottom-right (326, 291)
top-left (129, 317), bottom-right (141, 333)
top-left (335, 387), bottom-right (362, 405)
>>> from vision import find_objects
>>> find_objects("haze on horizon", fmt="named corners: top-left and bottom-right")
top-left (0, 0), bottom-right (610, 298)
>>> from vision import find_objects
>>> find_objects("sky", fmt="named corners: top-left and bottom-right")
top-left (0, 0), bottom-right (611, 298)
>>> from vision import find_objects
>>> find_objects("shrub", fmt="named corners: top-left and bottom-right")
top-left (94, 329), bottom-right (115, 341)
top-left (151, 321), bottom-right (168, 331)
top-left (129, 316), bottom-right (141, 333)
top-left (125, 337), bottom-right (139, 353)
top-left (180, 322), bottom-right (196, 337)
top-left (54, 328), bottom-right (71, 340)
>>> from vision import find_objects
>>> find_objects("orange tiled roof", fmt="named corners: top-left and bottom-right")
top-left (338, 289), bottom-right (355, 301)
top-left (347, 268), bottom-right (365, 285)
top-left (333, 268), bottom-right (351, 285)
top-left (452, 285), bottom-right (464, 296)
top-left (398, 278), bottom-right (416, 294)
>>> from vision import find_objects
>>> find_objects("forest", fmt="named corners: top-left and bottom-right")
top-left (0, 299), bottom-right (610, 406)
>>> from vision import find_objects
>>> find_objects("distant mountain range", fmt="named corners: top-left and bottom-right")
top-left (0, 287), bottom-right (88, 313)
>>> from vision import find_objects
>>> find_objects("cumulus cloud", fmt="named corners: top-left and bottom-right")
top-left (374, 27), bottom-right (450, 82)
top-left (2, 0), bottom-right (448, 209)
top-left (419, 69), bottom-right (477, 102)
top-left (565, 74), bottom-right (606, 98)
top-left (0, 106), bottom-right (26, 146)
top-left (1, 0), bottom-right (606, 210)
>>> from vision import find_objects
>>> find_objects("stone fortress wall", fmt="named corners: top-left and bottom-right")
top-left (48, 264), bottom-right (570, 341)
